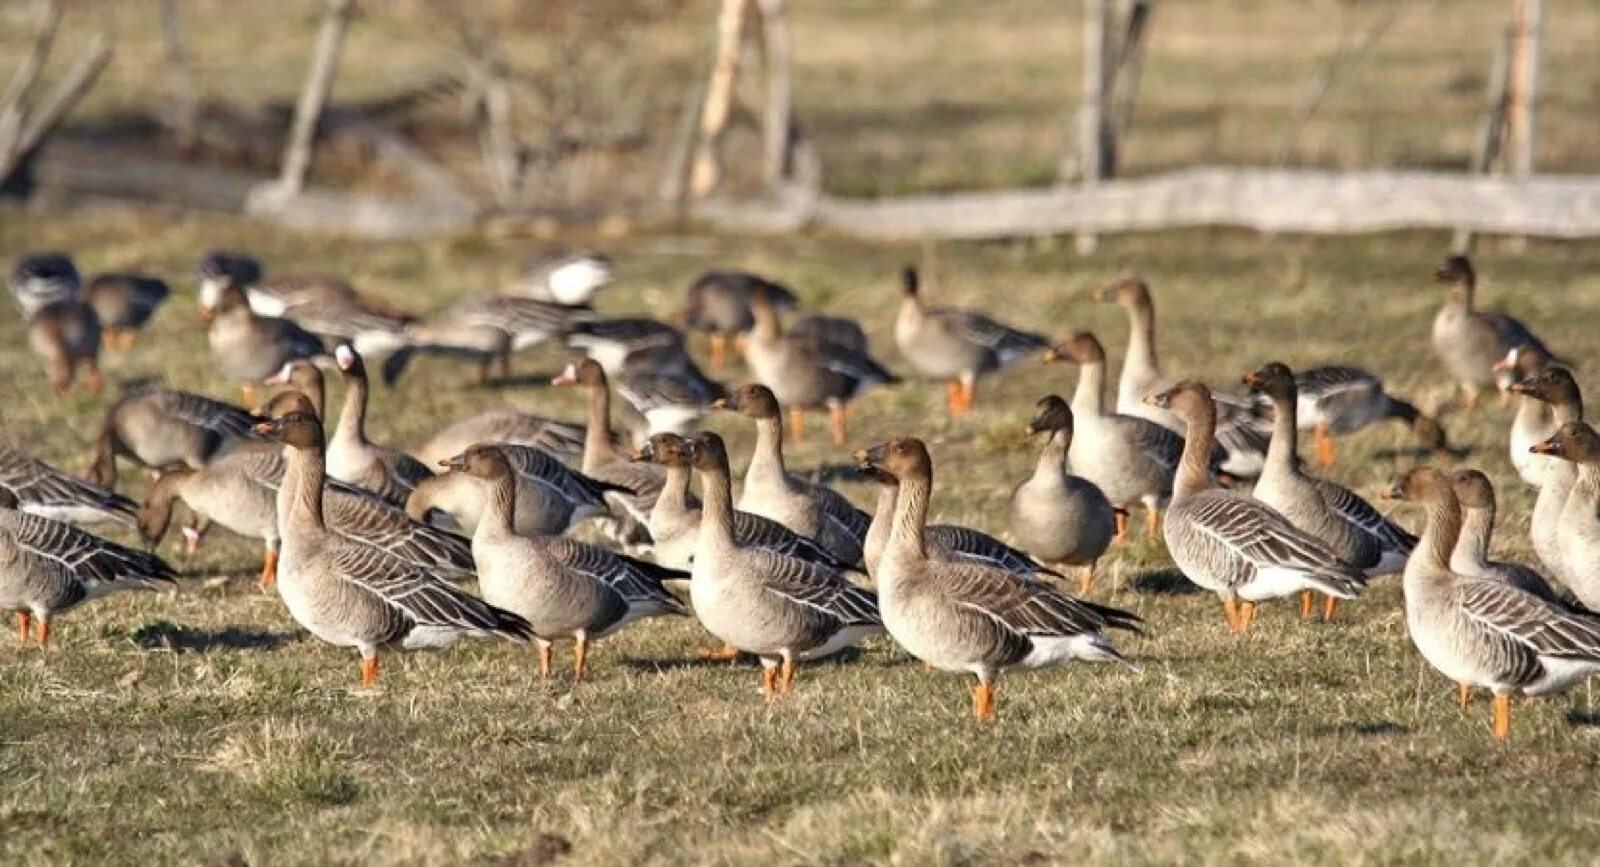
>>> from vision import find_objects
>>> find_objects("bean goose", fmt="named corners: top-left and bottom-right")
top-left (84, 272), bottom-right (169, 349)
top-left (444, 444), bottom-right (685, 679)
top-left (1387, 466), bottom-right (1600, 740)
top-left (744, 286), bottom-right (897, 444)
top-left (1245, 363), bottom-right (1416, 621)
top-left (856, 437), bottom-right (1139, 721)
top-left (894, 265), bottom-right (1050, 416)
top-left (1431, 255), bottom-right (1561, 409)
top-left (681, 270), bottom-right (798, 369)
top-left (1448, 469), bottom-right (1564, 605)
top-left (0, 488), bottom-right (176, 647)
top-left (326, 345), bottom-right (433, 506)
top-left (28, 297), bottom-right (104, 397)
top-left (264, 358), bottom-right (327, 420)
top-left (253, 409), bottom-right (532, 686)
top-left (88, 386), bottom-right (260, 489)
top-left (1495, 346), bottom-right (1556, 487)
top-left (405, 294), bottom-right (583, 385)
top-left (718, 384), bottom-right (870, 566)
top-left (1094, 278), bottom-right (1269, 477)
top-left (0, 445), bottom-right (134, 527)
top-left (688, 432), bottom-right (883, 699)
top-left (412, 443), bottom-right (617, 537)
top-left (1530, 423), bottom-right (1600, 610)
top-left (514, 250), bottom-right (614, 307)
top-left (1509, 367), bottom-right (1584, 584)
top-left (206, 283), bottom-right (325, 407)
top-left (563, 317), bottom-right (687, 376)
top-left (1274, 365), bottom-right (1450, 469)
top-left (551, 359), bottom-right (664, 547)
top-left (412, 408), bottom-right (586, 467)
top-left (1042, 332), bottom-right (1182, 541)
top-left (868, 467), bottom-right (1063, 585)
top-left (1007, 396), bottom-right (1118, 593)
top-left (9, 253), bottom-right (81, 317)
top-left (1148, 381), bottom-right (1367, 633)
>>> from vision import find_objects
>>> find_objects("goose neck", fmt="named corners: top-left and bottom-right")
top-left (1071, 361), bottom-right (1106, 417)
top-left (1451, 504), bottom-right (1494, 572)
top-left (280, 444), bottom-right (326, 532)
top-left (1173, 402), bottom-right (1216, 504)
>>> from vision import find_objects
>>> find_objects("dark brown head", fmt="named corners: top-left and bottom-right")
top-left (900, 266), bottom-right (920, 298)
top-left (633, 432), bottom-right (693, 468)
top-left (257, 389), bottom-right (318, 423)
top-left (1243, 362), bottom-right (1296, 403)
top-left (1028, 395), bottom-right (1073, 435)
top-left (253, 410), bottom-right (324, 450)
top-left (1530, 422), bottom-right (1600, 464)
top-left (1508, 366), bottom-right (1581, 411)
top-left (716, 383), bottom-right (781, 420)
top-left (1386, 465), bottom-right (1451, 504)
top-left (1449, 469), bottom-right (1495, 510)
top-left (1411, 412), bottom-right (1449, 454)
top-left (210, 283), bottom-right (251, 322)
top-left (552, 358), bottom-right (606, 388)
top-left (265, 357), bottom-right (323, 393)
top-left (333, 343), bottom-right (367, 381)
top-left (689, 431), bottom-right (730, 474)
top-left (440, 443), bottom-right (513, 480)
top-left (1093, 276), bottom-right (1152, 309)
top-left (854, 437), bottom-right (932, 483)
top-left (1146, 380), bottom-right (1213, 418)
top-left (1042, 331), bottom-right (1105, 366)
top-left (1433, 255), bottom-right (1474, 287)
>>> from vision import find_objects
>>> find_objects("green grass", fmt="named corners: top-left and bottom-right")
top-left (3, 208), bottom-right (1600, 863)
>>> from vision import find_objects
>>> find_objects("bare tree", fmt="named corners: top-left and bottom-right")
top-left (0, 0), bottom-right (114, 191)
top-left (274, 0), bottom-right (356, 197)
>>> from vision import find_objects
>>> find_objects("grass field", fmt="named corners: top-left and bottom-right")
top-left (3, 205), bottom-right (1600, 864)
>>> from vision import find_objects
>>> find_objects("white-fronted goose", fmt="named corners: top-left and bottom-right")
top-left (681, 270), bottom-right (798, 369)
top-left (1530, 423), bottom-right (1600, 610)
top-left (206, 283), bottom-right (324, 407)
top-left (444, 444), bottom-right (686, 679)
top-left (9, 253), bottom-right (80, 318)
top-left (1496, 346), bottom-right (1556, 487)
top-left (1509, 367), bottom-right (1584, 584)
top-left (411, 443), bottom-right (617, 537)
top-left (551, 359), bottom-right (664, 546)
top-left (719, 384), bottom-right (869, 565)
top-left (264, 358), bottom-right (327, 421)
top-left (0, 445), bottom-right (134, 527)
top-left (1042, 332), bottom-right (1182, 541)
top-left (326, 345), bottom-right (433, 506)
top-left (88, 386), bottom-right (260, 489)
top-left (857, 437), bottom-right (1139, 721)
top-left (1007, 396), bottom-right (1118, 593)
top-left (0, 488), bottom-right (175, 647)
top-left (868, 468), bottom-right (1062, 585)
top-left (28, 297), bottom-right (103, 397)
top-left (1245, 362), bottom-right (1416, 621)
top-left (1388, 466), bottom-right (1600, 740)
top-left (84, 272), bottom-right (169, 349)
top-left (894, 265), bottom-right (1049, 416)
top-left (1431, 255), bottom-right (1562, 409)
top-left (1148, 381), bottom-right (1367, 633)
top-left (412, 408), bottom-right (585, 467)
top-left (688, 432), bottom-right (882, 698)
top-left (744, 286), bottom-right (897, 444)
top-left (610, 361), bottom-right (726, 446)
top-left (1448, 469), bottom-right (1564, 605)
top-left (405, 294), bottom-right (582, 385)
top-left (253, 408), bottom-right (531, 686)
top-left (1275, 365), bottom-right (1450, 469)
top-left (514, 250), bottom-right (614, 307)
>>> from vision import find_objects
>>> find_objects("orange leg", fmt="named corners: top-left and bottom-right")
top-left (360, 655), bottom-right (379, 686)
top-left (499, 353), bottom-right (512, 382)
top-left (538, 643), bottom-right (553, 680)
top-left (1458, 682), bottom-right (1473, 710)
top-left (1222, 598), bottom-right (1241, 633)
top-left (709, 334), bottom-right (728, 370)
top-left (1238, 600), bottom-right (1257, 632)
top-left (36, 619), bottom-right (50, 648)
top-left (1322, 595), bottom-right (1339, 621)
top-left (778, 656), bottom-right (796, 695)
top-left (1492, 693), bottom-right (1511, 741)
top-left (1299, 590), bottom-right (1315, 620)
top-left (1078, 564), bottom-right (1094, 597)
top-left (697, 643), bottom-right (740, 662)
top-left (119, 329), bottom-right (137, 350)
top-left (1463, 388), bottom-right (1480, 411)
top-left (1145, 507), bottom-right (1161, 538)
top-left (573, 634), bottom-right (589, 681)
top-left (17, 611), bottom-right (31, 645)
top-left (789, 407), bottom-right (806, 443)
top-left (972, 681), bottom-right (997, 722)
top-left (1314, 424), bottom-right (1335, 469)
top-left (762, 664), bottom-right (779, 701)
top-left (101, 330), bottom-right (118, 352)
top-left (829, 404), bottom-right (847, 446)
top-left (1112, 511), bottom-right (1129, 545)
top-left (945, 380), bottom-right (963, 416)
top-left (239, 384), bottom-right (259, 413)
top-left (258, 547), bottom-right (279, 591)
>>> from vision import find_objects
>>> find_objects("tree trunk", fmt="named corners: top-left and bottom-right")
top-left (756, 0), bottom-right (794, 190)
top-left (160, 0), bottom-right (200, 149)
top-left (690, 0), bottom-right (748, 198)
top-left (275, 0), bottom-right (355, 196)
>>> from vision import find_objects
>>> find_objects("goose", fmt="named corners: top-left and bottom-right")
top-left (1093, 277), bottom-right (1269, 477)
top-left (744, 285), bottom-right (897, 444)
top-left (609, 360), bottom-right (726, 446)
top-left (1007, 396), bottom-right (1119, 594)
top-left (1495, 346), bottom-right (1557, 487)
top-left (856, 437), bottom-right (1140, 721)
top-left (205, 283), bottom-right (324, 408)
top-left (1386, 466), bottom-right (1600, 740)
top-left (688, 432), bottom-right (883, 699)
top-left (894, 265), bottom-right (1050, 416)
top-left (790, 314), bottom-right (870, 355)
top-left (411, 443), bottom-right (617, 537)
top-left (869, 467), bottom-right (1063, 585)
top-left (264, 358), bottom-right (327, 421)
top-left (0, 488), bottom-right (176, 647)
top-left (252, 408), bottom-right (532, 686)
top-left (27, 297), bottom-right (104, 397)
top-left (681, 270), bottom-right (798, 369)
top-left (0, 445), bottom-right (134, 527)
top-left (632, 433), bottom-right (850, 575)
top-left (1530, 423), bottom-right (1600, 610)
top-left (1431, 255), bottom-right (1561, 409)
top-left (563, 317), bottom-right (688, 376)
top-left (1041, 332), bottom-right (1182, 541)
top-left (326, 344), bottom-right (433, 506)
top-left (443, 444), bottom-right (686, 679)
top-left (9, 252), bottom-right (80, 318)
top-left (413, 408), bottom-right (586, 467)
top-left (88, 386), bottom-right (260, 489)
top-left (514, 250), bottom-right (614, 307)
top-left (1147, 381), bottom-right (1366, 633)
top-left (1448, 469), bottom-right (1564, 605)
top-left (1508, 367), bottom-right (1584, 584)
top-left (405, 294), bottom-right (583, 385)
top-left (1245, 362), bottom-right (1416, 621)
top-left (83, 272), bottom-right (169, 349)
top-left (551, 359), bottom-right (664, 547)
top-left (1277, 365), bottom-right (1450, 469)
top-left (718, 383), bottom-right (869, 565)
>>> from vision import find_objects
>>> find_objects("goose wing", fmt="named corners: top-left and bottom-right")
top-left (1179, 491), bottom-right (1367, 594)
top-left (328, 542), bottom-right (529, 639)
top-left (937, 561), bottom-right (1140, 636)
top-left (804, 338), bottom-right (900, 386)
top-left (1314, 478), bottom-right (1416, 555)
top-left (938, 308), bottom-right (1051, 364)
top-left (5, 510), bottom-right (175, 591)
top-left (0, 446), bottom-right (136, 525)
top-left (1462, 579), bottom-right (1600, 662)
top-left (1110, 414), bottom-right (1185, 474)
top-left (543, 537), bottom-right (687, 612)
top-left (324, 486), bottom-right (475, 574)
top-left (499, 445), bottom-right (614, 507)
top-left (749, 549), bottom-right (881, 626)
top-left (927, 524), bottom-right (1060, 578)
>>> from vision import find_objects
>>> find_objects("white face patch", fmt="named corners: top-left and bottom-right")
top-left (334, 344), bottom-right (356, 369)
top-left (198, 277), bottom-right (222, 310)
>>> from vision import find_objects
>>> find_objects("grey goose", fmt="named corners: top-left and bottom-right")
top-left (1431, 255), bottom-right (1562, 410)
top-left (894, 265), bottom-right (1049, 417)
top-left (1006, 396), bottom-right (1118, 594)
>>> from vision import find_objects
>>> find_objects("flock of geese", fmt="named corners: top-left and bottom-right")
top-left (6, 247), bottom-right (1600, 738)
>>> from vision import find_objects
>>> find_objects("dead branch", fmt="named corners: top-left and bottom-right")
top-left (1273, 0), bottom-right (1413, 167)
top-left (275, 0), bottom-right (355, 196)
top-left (0, 1), bottom-right (114, 192)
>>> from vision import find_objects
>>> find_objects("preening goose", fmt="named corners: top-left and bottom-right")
top-left (1431, 255), bottom-right (1562, 409)
top-left (1042, 332), bottom-right (1181, 541)
top-left (1495, 345), bottom-right (1557, 487)
top-left (326, 344), bottom-right (434, 506)
top-left (1149, 381), bottom-right (1366, 633)
top-left (1387, 466), bottom-right (1600, 741)
top-left (894, 265), bottom-right (1050, 416)
top-left (1448, 469), bottom-right (1564, 605)
top-left (0, 445), bottom-right (134, 528)
top-left (1006, 396), bottom-right (1118, 594)
top-left (1245, 362), bottom-right (1415, 621)
top-left (253, 409), bottom-right (531, 686)
top-left (1280, 365), bottom-right (1449, 469)
top-left (551, 359), bottom-right (664, 547)
top-left (1530, 423), bottom-right (1600, 611)
top-left (443, 445), bottom-right (686, 680)
top-left (206, 283), bottom-right (324, 408)
top-left (1509, 367), bottom-right (1584, 585)
top-left (515, 250), bottom-right (614, 307)
top-left (413, 443), bottom-right (616, 537)
top-left (688, 432), bottom-right (883, 699)
top-left (412, 408), bottom-right (586, 467)
top-left (0, 488), bottom-right (176, 647)
top-left (868, 468), bottom-right (1063, 585)
top-left (719, 383), bottom-right (870, 566)
top-left (9, 253), bottom-right (80, 318)
top-left (681, 270), bottom-right (798, 369)
top-left (857, 437), bottom-right (1139, 722)
top-left (84, 272), bottom-right (169, 350)
top-left (88, 386), bottom-right (259, 490)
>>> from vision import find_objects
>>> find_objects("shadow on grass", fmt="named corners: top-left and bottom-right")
top-left (130, 620), bottom-right (297, 653)
top-left (484, 370), bottom-right (563, 391)
top-left (620, 646), bottom-right (875, 673)
top-left (1564, 708), bottom-right (1600, 728)
top-left (1335, 720), bottom-right (1411, 737)
top-left (1128, 568), bottom-right (1202, 596)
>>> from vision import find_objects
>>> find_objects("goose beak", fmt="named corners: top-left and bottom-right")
top-left (1382, 482), bottom-right (1405, 501)
top-left (1529, 439), bottom-right (1560, 456)
top-left (1041, 347), bottom-right (1062, 364)
top-left (1492, 356), bottom-right (1514, 373)
top-left (1144, 391), bottom-right (1173, 409)
top-left (252, 421), bottom-right (275, 437)
top-left (439, 454), bottom-right (468, 471)
top-left (711, 398), bottom-right (728, 410)
top-left (1241, 371), bottom-right (1263, 388)
top-left (1508, 380), bottom-right (1533, 395)
top-left (551, 365), bottom-right (578, 387)
top-left (854, 443), bottom-right (888, 470)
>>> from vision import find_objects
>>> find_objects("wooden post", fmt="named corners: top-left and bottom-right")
top-left (1506, 0), bottom-right (1543, 181)
top-left (160, 0), bottom-right (199, 149)
top-left (757, 0), bottom-right (794, 190)
top-left (690, 0), bottom-right (748, 198)
top-left (1109, 0), bottom-right (1152, 135)
top-left (1074, 0), bottom-right (1112, 253)
top-left (276, 0), bottom-right (354, 197)
top-left (1452, 27), bottom-right (1513, 253)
